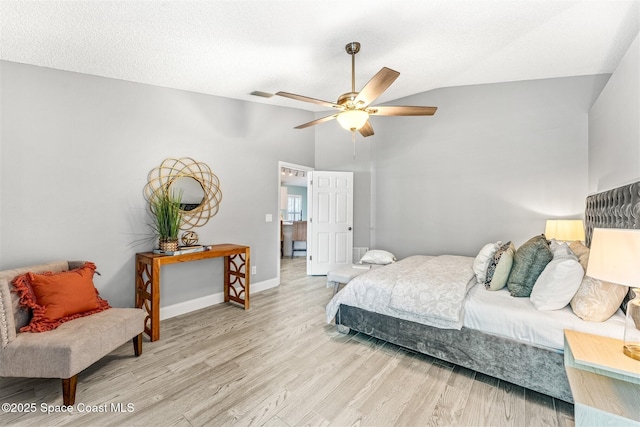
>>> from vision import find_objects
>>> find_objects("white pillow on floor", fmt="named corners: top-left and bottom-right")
top-left (359, 250), bottom-right (396, 265)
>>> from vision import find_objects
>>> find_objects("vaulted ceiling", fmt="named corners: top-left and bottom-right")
top-left (1, 1), bottom-right (639, 113)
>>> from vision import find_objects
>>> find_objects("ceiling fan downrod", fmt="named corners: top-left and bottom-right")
top-left (345, 42), bottom-right (360, 93)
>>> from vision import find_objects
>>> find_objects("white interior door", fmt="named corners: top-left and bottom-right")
top-left (307, 171), bottom-right (354, 275)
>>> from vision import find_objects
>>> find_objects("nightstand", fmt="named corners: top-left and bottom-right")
top-left (564, 329), bottom-right (640, 426)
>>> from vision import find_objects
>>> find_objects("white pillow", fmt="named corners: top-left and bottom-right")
top-left (359, 250), bottom-right (396, 265)
top-left (473, 241), bottom-right (502, 283)
top-left (530, 241), bottom-right (584, 310)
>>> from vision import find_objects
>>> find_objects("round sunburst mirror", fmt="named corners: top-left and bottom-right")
top-left (144, 157), bottom-right (222, 230)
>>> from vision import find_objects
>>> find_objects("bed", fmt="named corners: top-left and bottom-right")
top-left (326, 180), bottom-right (640, 403)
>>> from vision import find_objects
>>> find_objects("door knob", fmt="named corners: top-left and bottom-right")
top-left (348, 227), bottom-right (352, 231)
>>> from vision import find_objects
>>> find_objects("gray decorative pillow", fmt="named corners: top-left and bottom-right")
top-left (507, 235), bottom-right (553, 297)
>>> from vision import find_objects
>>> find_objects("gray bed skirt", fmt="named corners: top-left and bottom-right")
top-left (336, 304), bottom-right (573, 403)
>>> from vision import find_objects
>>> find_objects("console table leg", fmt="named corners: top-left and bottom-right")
top-left (150, 260), bottom-right (160, 341)
top-left (135, 255), bottom-right (161, 341)
top-left (244, 248), bottom-right (250, 309)
top-left (224, 255), bottom-right (230, 303)
top-left (224, 249), bottom-right (250, 310)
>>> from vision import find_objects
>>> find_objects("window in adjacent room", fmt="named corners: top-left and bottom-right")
top-left (287, 195), bottom-right (302, 221)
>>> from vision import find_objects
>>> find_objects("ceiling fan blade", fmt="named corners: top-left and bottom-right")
top-left (358, 121), bottom-right (374, 137)
top-left (369, 106), bottom-right (437, 116)
top-left (276, 92), bottom-right (342, 109)
top-left (353, 67), bottom-right (400, 107)
top-left (294, 114), bottom-right (338, 129)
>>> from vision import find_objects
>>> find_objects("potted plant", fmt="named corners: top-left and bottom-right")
top-left (149, 189), bottom-right (183, 252)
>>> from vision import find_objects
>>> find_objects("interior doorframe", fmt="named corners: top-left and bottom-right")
top-left (277, 161), bottom-right (314, 283)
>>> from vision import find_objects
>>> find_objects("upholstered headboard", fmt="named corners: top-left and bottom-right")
top-left (584, 180), bottom-right (640, 247)
top-left (584, 180), bottom-right (640, 313)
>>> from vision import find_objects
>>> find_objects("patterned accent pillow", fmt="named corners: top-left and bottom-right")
top-left (570, 276), bottom-right (628, 321)
top-left (485, 242), bottom-right (511, 286)
top-left (507, 235), bottom-right (553, 297)
top-left (485, 242), bottom-right (515, 291)
top-left (568, 241), bottom-right (590, 271)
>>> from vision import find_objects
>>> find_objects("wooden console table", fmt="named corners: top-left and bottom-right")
top-left (135, 244), bottom-right (250, 341)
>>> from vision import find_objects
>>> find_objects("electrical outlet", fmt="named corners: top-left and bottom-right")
top-left (251, 266), bottom-right (256, 275)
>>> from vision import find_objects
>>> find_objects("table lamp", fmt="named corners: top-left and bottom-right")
top-left (544, 219), bottom-right (585, 242)
top-left (586, 228), bottom-right (640, 360)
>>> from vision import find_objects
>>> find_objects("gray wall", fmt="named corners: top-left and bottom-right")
top-left (314, 121), bottom-right (374, 249)
top-left (0, 60), bottom-right (315, 308)
top-left (2, 32), bottom-right (637, 311)
top-left (316, 76), bottom-right (609, 259)
top-left (589, 32), bottom-right (640, 193)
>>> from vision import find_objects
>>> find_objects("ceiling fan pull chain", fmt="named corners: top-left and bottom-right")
top-left (352, 130), bottom-right (356, 159)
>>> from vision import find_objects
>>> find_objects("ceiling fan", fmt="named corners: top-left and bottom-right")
top-left (276, 42), bottom-right (437, 137)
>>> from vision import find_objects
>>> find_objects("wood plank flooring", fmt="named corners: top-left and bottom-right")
top-left (0, 258), bottom-right (575, 426)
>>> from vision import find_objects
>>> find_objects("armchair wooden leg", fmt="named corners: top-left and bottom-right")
top-left (62, 375), bottom-right (77, 406)
top-left (133, 333), bottom-right (143, 357)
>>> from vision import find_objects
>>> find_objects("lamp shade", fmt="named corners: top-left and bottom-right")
top-left (336, 110), bottom-right (369, 131)
top-left (544, 219), bottom-right (585, 242)
top-left (586, 228), bottom-right (640, 286)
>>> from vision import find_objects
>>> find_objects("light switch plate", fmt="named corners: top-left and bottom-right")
top-left (265, 214), bottom-right (273, 222)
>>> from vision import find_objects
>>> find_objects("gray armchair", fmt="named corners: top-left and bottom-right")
top-left (0, 261), bottom-right (145, 405)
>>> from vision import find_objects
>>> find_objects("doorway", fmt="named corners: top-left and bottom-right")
top-left (277, 161), bottom-right (313, 281)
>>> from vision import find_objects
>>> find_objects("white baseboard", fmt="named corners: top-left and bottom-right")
top-left (159, 277), bottom-right (280, 321)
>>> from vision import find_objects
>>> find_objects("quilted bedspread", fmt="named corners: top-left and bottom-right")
top-left (326, 255), bottom-right (476, 330)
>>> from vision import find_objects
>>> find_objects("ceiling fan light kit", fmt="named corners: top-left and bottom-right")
top-left (337, 109), bottom-right (369, 131)
top-left (276, 42), bottom-right (437, 138)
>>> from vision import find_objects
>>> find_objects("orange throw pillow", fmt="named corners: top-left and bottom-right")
top-left (12, 262), bottom-right (111, 332)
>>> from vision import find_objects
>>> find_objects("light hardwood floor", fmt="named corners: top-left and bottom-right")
top-left (0, 258), bottom-right (574, 426)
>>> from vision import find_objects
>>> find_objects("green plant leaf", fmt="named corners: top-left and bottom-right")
top-left (149, 188), bottom-right (184, 239)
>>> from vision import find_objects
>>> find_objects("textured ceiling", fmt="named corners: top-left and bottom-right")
top-left (1, 1), bottom-right (639, 112)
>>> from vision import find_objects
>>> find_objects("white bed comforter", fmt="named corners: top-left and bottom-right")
top-left (326, 255), bottom-right (476, 330)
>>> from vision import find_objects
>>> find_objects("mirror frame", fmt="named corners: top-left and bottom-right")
top-left (144, 157), bottom-right (222, 230)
